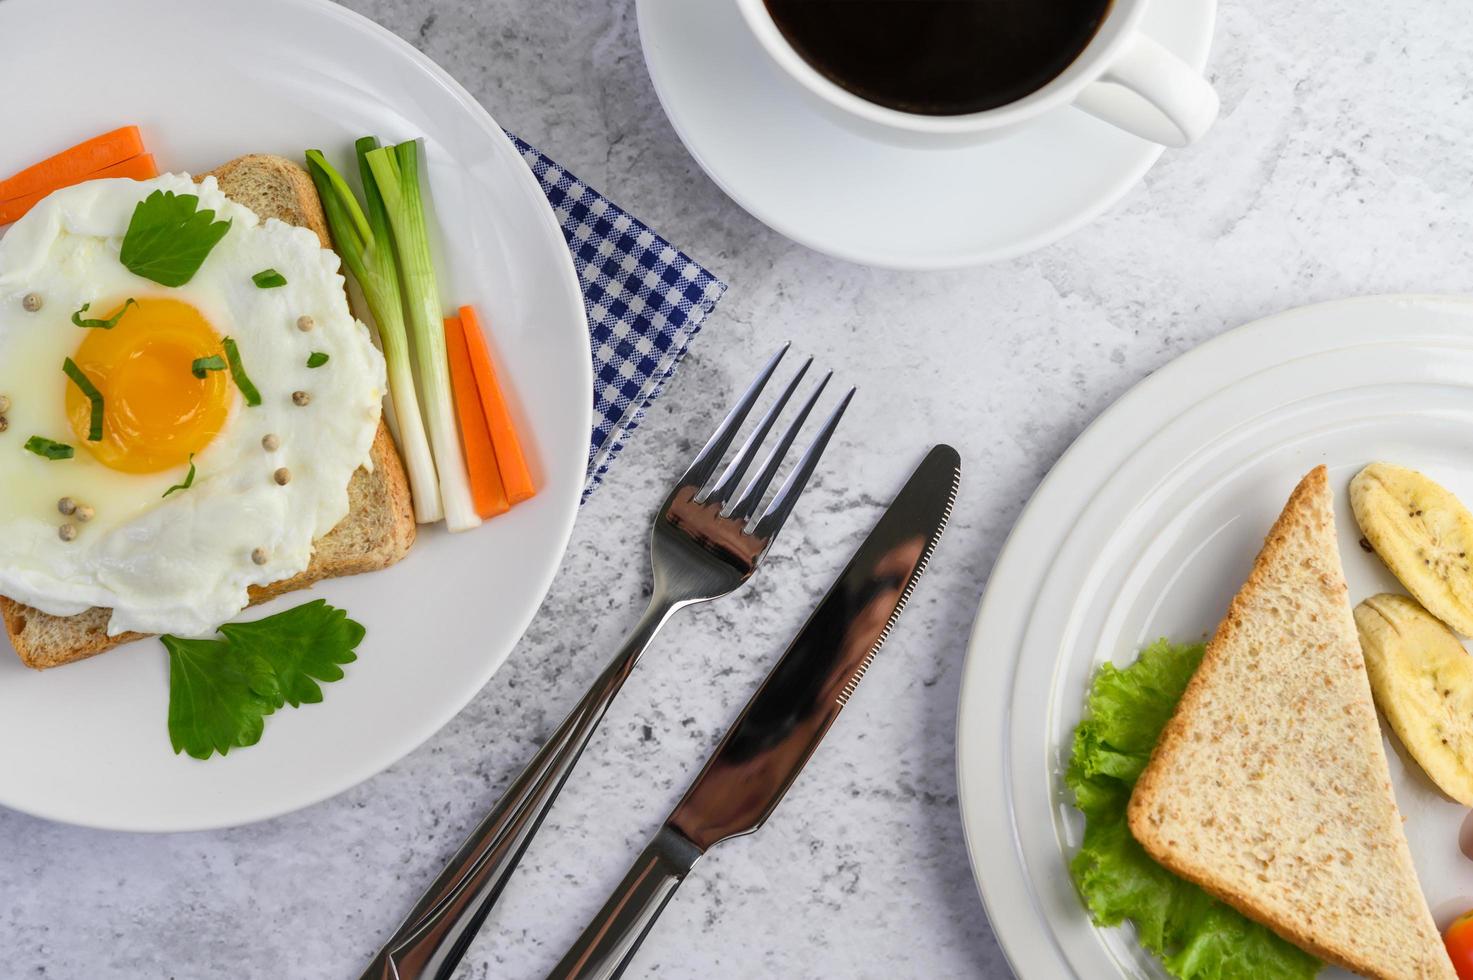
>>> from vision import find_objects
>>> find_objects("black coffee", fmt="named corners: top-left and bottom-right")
top-left (763, 0), bottom-right (1112, 116)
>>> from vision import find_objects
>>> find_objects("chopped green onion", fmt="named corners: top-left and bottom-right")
top-left (252, 269), bottom-right (287, 289)
top-left (72, 298), bottom-right (137, 329)
top-left (306, 352), bottom-right (329, 369)
top-left (24, 436), bottom-right (73, 460)
top-left (192, 355), bottom-right (226, 379)
top-left (221, 337), bottom-right (261, 407)
top-left (364, 139), bottom-right (479, 531)
top-left (305, 143), bottom-right (442, 524)
top-left (62, 358), bottom-right (104, 441)
top-left (163, 454), bottom-right (196, 497)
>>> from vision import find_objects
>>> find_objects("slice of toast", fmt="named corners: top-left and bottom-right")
top-left (1, 155), bottom-right (415, 670)
top-left (1126, 467), bottom-right (1453, 979)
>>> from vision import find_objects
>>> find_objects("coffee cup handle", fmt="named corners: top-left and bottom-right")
top-left (1073, 33), bottom-right (1219, 147)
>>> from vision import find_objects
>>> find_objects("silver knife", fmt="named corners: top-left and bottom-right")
top-left (546, 444), bottom-right (961, 980)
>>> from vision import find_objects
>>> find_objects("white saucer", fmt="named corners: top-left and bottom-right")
top-left (636, 0), bottom-right (1216, 270)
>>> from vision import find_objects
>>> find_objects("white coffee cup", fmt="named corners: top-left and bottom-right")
top-left (733, 0), bottom-right (1219, 148)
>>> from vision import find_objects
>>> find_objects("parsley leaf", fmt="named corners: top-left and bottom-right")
top-left (306, 351), bottom-right (329, 369)
top-left (163, 600), bottom-right (364, 759)
top-left (251, 268), bottom-right (287, 288)
top-left (218, 600), bottom-right (363, 708)
top-left (119, 190), bottom-right (232, 287)
top-left (162, 454), bottom-right (196, 498)
top-left (71, 298), bottom-right (137, 329)
top-left (23, 436), bottom-right (73, 460)
top-left (163, 635), bottom-right (278, 759)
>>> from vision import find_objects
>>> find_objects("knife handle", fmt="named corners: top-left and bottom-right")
top-left (547, 826), bottom-right (704, 980)
top-left (361, 597), bottom-right (680, 980)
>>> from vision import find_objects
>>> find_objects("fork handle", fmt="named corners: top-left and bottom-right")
top-left (547, 826), bottom-right (703, 980)
top-left (361, 598), bottom-right (680, 980)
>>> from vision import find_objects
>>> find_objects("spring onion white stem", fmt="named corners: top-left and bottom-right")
top-left (365, 140), bottom-right (480, 532)
top-left (305, 146), bottom-right (444, 524)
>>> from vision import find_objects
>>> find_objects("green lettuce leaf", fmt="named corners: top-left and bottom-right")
top-left (1067, 639), bottom-right (1321, 979)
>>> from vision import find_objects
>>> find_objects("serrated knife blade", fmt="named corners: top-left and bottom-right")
top-left (548, 444), bottom-right (961, 980)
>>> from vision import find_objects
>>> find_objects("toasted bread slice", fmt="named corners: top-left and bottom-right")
top-left (1, 155), bottom-right (415, 670)
top-left (1127, 467), bottom-right (1453, 979)
top-left (206, 154), bottom-right (333, 249)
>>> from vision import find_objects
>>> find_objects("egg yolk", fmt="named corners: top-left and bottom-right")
top-left (65, 298), bottom-right (231, 473)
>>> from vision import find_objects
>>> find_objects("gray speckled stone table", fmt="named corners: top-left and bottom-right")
top-left (5, 0), bottom-right (1472, 977)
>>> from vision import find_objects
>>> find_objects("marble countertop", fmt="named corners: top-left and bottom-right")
top-left (4, 0), bottom-right (1471, 976)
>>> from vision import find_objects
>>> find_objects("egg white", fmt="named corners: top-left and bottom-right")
top-left (0, 174), bottom-right (386, 636)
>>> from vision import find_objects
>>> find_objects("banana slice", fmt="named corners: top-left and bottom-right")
top-left (1355, 593), bottom-right (1473, 805)
top-left (1350, 462), bottom-right (1473, 636)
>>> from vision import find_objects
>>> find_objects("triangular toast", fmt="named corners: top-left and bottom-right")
top-left (1127, 466), bottom-right (1453, 979)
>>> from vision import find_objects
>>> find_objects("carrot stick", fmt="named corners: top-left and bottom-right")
top-left (0, 126), bottom-right (146, 202)
top-left (0, 152), bottom-right (158, 226)
top-left (457, 305), bottom-right (535, 504)
top-left (445, 314), bottom-right (510, 519)
top-left (95, 152), bottom-right (158, 180)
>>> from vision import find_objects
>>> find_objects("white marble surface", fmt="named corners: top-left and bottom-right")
top-left (4, 0), bottom-right (1473, 977)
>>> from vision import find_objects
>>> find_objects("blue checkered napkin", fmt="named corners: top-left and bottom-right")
top-left (508, 135), bottom-right (728, 500)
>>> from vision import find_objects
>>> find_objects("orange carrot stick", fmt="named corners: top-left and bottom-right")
top-left (0, 126), bottom-right (145, 202)
top-left (458, 305), bottom-right (535, 504)
top-left (0, 153), bottom-right (158, 226)
top-left (445, 315), bottom-right (510, 520)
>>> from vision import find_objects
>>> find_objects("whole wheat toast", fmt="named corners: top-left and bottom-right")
top-left (1, 155), bottom-right (415, 670)
top-left (1126, 467), bottom-right (1453, 979)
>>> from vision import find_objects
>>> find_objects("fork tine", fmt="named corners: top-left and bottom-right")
top-left (698, 357), bottom-right (813, 507)
top-left (727, 371), bottom-right (830, 522)
top-left (677, 343), bottom-right (790, 492)
top-left (751, 386), bottom-right (855, 540)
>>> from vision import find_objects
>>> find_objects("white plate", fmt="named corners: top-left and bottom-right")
top-left (957, 295), bottom-right (1473, 977)
top-left (0, 0), bottom-right (592, 832)
top-left (635, 0), bottom-right (1214, 270)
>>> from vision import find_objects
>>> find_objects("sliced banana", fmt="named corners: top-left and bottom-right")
top-left (1355, 593), bottom-right (1473, 805)
top-left (1350, 462), bottom-right (1473, 636)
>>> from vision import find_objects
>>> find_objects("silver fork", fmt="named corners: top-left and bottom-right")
top-left (362, 345), bottom-right (854, 980)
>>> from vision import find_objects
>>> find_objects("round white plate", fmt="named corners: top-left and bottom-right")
top-left (636, 0), bottom-right (1214, 270)
top-left (0, 0), bottom-right (592, 832)
top-left (957, 295), bottom-right (1473, 976)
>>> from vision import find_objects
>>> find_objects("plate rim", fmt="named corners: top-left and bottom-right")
top-left (634, 0), bottom-right (1215, 271)
top-left (954, 293), bottom-right (1473, 976)
top-left (0, 0), bottom-right (592, 833)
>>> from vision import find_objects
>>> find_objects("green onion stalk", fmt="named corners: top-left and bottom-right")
top-left (364, 139), bottom-right (480, 532)
top-left (305, 144), bottom-right (444, 524)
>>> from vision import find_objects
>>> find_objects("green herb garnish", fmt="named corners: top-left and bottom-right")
top-left (362, 139), bottom-right (477, 529)
top-left (251, 268), bottom-right (287, 289)
top-left (306, 143), bottom-right (439, 524)
top-left (163, 454), bottom-right (196, 498)
top-left (163, 600), bottom-right (364, 759)
top-left (191, 355), bottom-right (226, 379)
top-left (306, 351), bottom-right (329, 369)
top-left (23, 436), bottom-right (73, 460)
top-left (221, 337), bottom-right (261, 406)
top-left (1067, 640), bottom-right (1320, 979)
top-left (62, 358), bottom-right (104, 441)
top-left (71, 298), bottom-right (137, 329)
top-left (119, 190), bottom-right (232, 287)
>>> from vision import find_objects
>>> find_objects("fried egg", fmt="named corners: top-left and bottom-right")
top-left (0, 174), bottom-right (385, 636)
